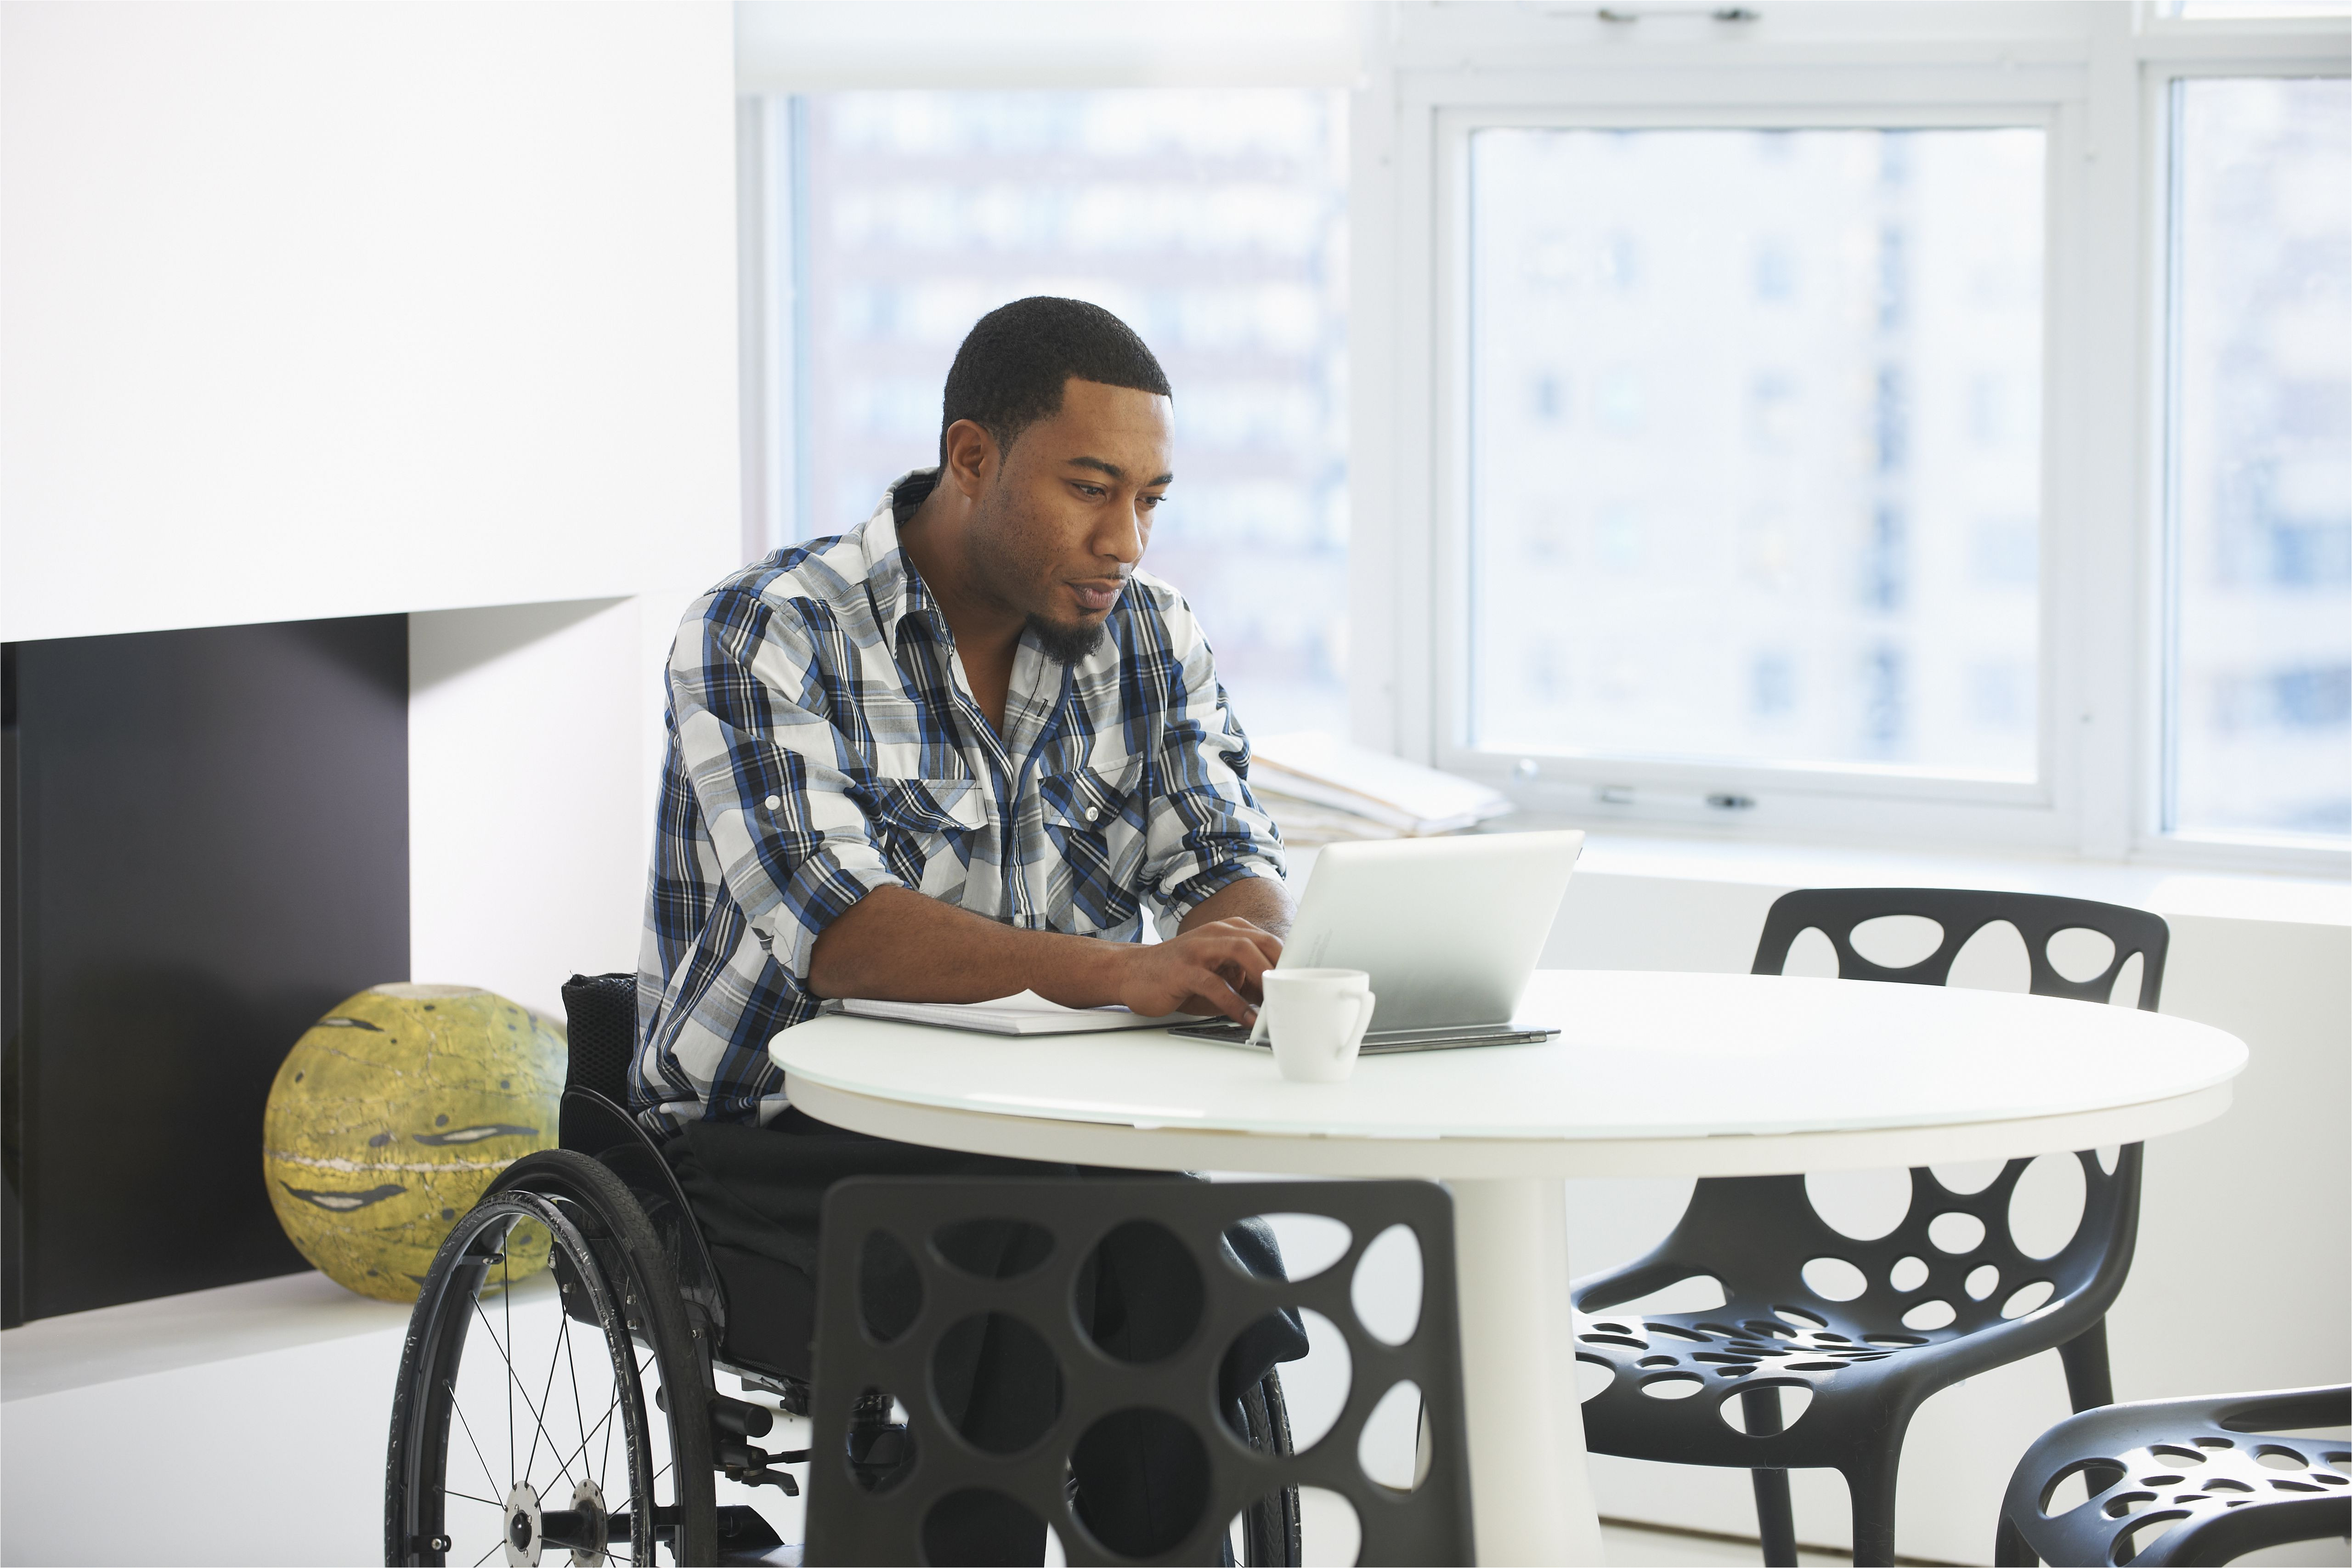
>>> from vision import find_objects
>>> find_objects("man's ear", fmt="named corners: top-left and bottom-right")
top-left (941, 419), bottom-right (999, 497)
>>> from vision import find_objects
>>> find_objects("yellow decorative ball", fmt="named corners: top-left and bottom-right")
top-left (262, 984), bottom-right (567, 1302)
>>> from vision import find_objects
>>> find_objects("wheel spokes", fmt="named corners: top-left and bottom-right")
top-left (420, 1202), bottom-right (700, 1568)
top-left (502, 1251), bottom-right (515, 1493)
top-left (470, 1293), bottom-right (580, 1493)
top-left (562, 1306), bottom-right (591, 1492)
top-left (447, 1380), bottom-right (504, 1500)
top-left (547, 1392), bottom-right (626, 1503)
top-left (521, 1287), bottom-right (571, 1485)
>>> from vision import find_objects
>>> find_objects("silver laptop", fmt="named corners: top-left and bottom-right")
top-left (1169, 829), bottom-right (1585, 1053)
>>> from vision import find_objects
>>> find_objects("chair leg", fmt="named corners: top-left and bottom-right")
top-left (1992, 1511), bottom-right (2037, 1567)
top-left (1739, 1386), bottom-right (1798, 1567)
top-left (2057, 1318), bottom-right (2114, 1412)
top-left (1750, 1468), bottom-right (1798, 1567)
top-left (1843, 1445), bottom-right (1902, 1568)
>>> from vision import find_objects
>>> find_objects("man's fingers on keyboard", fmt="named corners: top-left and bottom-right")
top-left (1185, 968), bottom-right (1251, 1023)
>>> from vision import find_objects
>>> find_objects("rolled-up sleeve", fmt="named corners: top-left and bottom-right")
top-left (1140, 600), bottom-right (1289, 936)
top-left (671, 588), bottom-right (904, 982)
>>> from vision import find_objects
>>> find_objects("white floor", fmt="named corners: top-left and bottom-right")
top-left (1590, 1520), bottom-right (2350, 1568)
top-left (1598, 1520), bottom-right (1850, 1566)
top-left (6, 1269), bottom-right (2347, 1568)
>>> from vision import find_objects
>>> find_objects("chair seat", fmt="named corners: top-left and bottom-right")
top-left (1574, 1295), bottom-right (1953, 1470)
top-left (1575, 1151), bottom-right (2136, 1472)
top-left (1995, 1386), bottom-right (2350, 1567)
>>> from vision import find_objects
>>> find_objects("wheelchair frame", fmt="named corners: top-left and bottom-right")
top-left (385, 1082), bottom-right (1302, 1566)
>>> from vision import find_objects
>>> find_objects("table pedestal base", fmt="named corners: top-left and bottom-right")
top-left (1450, 1176), bottom-right (1603, 1565)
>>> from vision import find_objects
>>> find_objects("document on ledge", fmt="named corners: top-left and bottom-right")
top-left (834, 991), bottom-right (1194, 1036)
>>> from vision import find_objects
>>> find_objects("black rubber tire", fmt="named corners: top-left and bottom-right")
top-left (1236, 1370), bottom-right (1303, 1567)
top-left (385, 1149), bottom-right (718, 1566)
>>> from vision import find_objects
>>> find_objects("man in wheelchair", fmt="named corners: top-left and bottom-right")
top-left (638, 296), bottom-right (1309, 1561)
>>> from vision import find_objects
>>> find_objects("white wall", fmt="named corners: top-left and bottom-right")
top-left (0, 1), bottom-right (741, 643)
top-left (408, 591), bottom-right (699, 1019)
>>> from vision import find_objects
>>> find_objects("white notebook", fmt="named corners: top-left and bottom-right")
top-left (834, 991), bottom-right (1193, 1036)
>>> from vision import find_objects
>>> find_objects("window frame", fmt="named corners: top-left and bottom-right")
top-left (2139, 55), bottom-right (2352, 868)
top-left (1413, 72), bottom-right (2093, 856)
top-left (1361, 12), bottom-right (2352, 875)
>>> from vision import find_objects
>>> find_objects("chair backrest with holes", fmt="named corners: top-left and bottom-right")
top-left (2000, 1384), bottom-right (2351, 1566)
top-left (1611, 1147), bottom-right (2142, 1378)
top-left (1572, 889), bottom-right (2173, 1476)
top-left (1628, 889), bottom-right (2171, 1380)
top-left (1751, 887), bottom-right (2170, 1009)
top-left (804, 1176), bottom-right (1474, 1568)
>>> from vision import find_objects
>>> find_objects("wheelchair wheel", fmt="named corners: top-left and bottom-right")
top-left (1235, 1370), bottom-right (1302, 1567)
top-left (386, 1150), bottom-right (717, 1566)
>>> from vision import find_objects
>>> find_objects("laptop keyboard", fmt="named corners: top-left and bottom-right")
top-left (1165, 1019), bottom-right (1557, 1053)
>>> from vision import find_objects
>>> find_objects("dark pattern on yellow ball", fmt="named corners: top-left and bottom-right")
top-left (262, 985), bottom-right (566, 1302)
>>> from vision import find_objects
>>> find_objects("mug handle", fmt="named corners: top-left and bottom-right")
top-left (1338, 991), bottom-right (1377, 1059)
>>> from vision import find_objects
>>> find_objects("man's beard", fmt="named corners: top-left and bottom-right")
top-left (1027, 613), bottom-right (1108, 664)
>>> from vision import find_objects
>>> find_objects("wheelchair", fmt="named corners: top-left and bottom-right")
top-left (384, 974), bottom-right (1303, 1567)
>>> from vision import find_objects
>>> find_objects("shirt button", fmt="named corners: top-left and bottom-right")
top-left (1085, 806), bottom-right (1099, 822)
top-left (763, 795), bottom-right (780, 810)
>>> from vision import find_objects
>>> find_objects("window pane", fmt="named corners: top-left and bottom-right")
top-left (2167, 78), bottom-right (2352, 841)
top-left (1467, 128), bottom-right (2046, 777)
top-left (790, 91), bottom-right (1349, 735)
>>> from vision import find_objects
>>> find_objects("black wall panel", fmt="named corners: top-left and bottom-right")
top-left (1, 616), bottom-right (409, 1326)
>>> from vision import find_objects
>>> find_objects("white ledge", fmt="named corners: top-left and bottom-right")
top-left (1504, 822), bottom-right (2351, 928)
top-left (1, 1271), bottom-right (413, 1403)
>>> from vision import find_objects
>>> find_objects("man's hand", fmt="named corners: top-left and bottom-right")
top-left (1112, 917), bottom-right (1283, 1024)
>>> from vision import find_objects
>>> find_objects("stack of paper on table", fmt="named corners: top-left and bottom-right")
top-left (835, 991), bottom-right (1193, 1035)
top-left (1250, 731), bottom-right (1515, 846)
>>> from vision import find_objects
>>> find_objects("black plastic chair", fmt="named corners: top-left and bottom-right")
top-left (1995, 1386), bottom-right (2350, 1565)
top-left (1572, 888), bottom-right (2171, 1567)
top-left (804, 1175), bottom-right (1476, 1566)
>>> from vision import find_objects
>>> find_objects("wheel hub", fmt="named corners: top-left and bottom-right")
top-left (565, 1480), bottom-right (609, 1568)
top-left (503, 1482), bottom-right (542, 1567)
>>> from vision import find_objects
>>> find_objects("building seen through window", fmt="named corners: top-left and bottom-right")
top-left (780, 90), bottom-right (1350, 737)
top-left (2167, 77), bottom-right (2352, 840)
top-left (1468, 126), bottom-right (2048, 780)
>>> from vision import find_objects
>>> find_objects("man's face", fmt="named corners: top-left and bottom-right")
top-left (961, 378), bottom-right (1174, 659)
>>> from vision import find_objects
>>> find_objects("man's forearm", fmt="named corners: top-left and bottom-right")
top-left (1179, 872), bottom-right (1295, 940)
top-left (806, 872), bottom-right (1294, 1023)
top-left (806, 885), bottom-right (1131, 1008)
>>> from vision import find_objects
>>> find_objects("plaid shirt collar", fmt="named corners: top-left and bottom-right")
top-left (854, 486), bottom-right (933, 657)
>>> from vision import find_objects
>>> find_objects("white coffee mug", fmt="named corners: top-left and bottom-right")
top-left (1262, 968), bottom-right (1377, 1083)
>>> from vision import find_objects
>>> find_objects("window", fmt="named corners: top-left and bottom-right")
top-left (740, 12), bottom-right (2352, 872)
top-left (758, 91), bottom-right (1351, 736)
top-left (1363, 7), bottom-right (2350, 869)
top-left (2162, 76), bottom-right (2352, 842)
top-left (1467, 126), bottom-right (2047, 779)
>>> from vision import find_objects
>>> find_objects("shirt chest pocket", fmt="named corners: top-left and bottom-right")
top-left (1038, 756), bottom-right (1148, 930)
top-left (864, 776), bottom-right (985, 895)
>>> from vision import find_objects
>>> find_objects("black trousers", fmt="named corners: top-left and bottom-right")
top-left (666, 1108), bottom-right (1307, 1565)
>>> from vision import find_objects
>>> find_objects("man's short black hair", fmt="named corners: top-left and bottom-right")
top-left (939, 297), bottom-right (1171, 468)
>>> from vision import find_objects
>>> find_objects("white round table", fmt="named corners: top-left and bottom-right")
top-left (770, 970), bottom-right (2247, 1566)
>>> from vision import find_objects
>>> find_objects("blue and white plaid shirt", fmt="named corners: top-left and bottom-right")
top-left (634, 471), bottom-right (1288, 1126)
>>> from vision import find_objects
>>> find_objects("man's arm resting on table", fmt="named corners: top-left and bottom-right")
top-left (1179, 873), bottom-right (1292, 941)
top-left (806, 874), bottom-right (1294, 1025)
